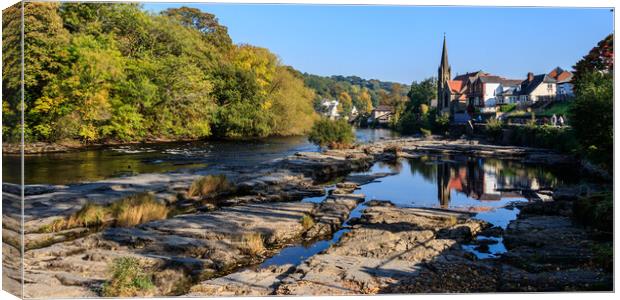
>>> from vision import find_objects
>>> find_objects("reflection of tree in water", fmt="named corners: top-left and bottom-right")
top-left (374, 160), bottom-right (403, 173)
top-left (407, 156), bottom-right (437, 182)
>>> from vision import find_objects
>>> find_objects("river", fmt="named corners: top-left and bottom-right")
top-left (2, 128), bottom-right (398, 185)
top-left (260, 155), bottom-right (579, 266)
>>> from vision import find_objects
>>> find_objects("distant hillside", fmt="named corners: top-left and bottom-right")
top-left (301, 73), bottom-right (410, 114)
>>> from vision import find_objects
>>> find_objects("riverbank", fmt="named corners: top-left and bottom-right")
top-left (2, 137), bottom-right (611, 297)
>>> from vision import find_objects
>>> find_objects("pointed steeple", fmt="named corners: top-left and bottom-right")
top-left (440, 33), bottom-right (449, 69)
top-left (437, 34), bottom-right (452, 113)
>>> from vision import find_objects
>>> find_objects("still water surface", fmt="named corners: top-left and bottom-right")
top-left (260, 155), bottom-right (578, 267)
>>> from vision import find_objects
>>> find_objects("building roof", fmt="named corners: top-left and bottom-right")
top-left (374, 105), bottom-right (394, 112)
top-left (556, 71), bottom-right (573, 83)
top-left (548, 67), bottom-right (564, 79)
top-left (548, 67), bottom-right (573, 84)
top-left (519, 74), bottom-right (557, 95)
top-left (453, 70), bottom-right (487, 81)
top-left (447, 80), bottom-right (463, 93)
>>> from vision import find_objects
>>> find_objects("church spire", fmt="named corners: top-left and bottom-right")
top-left (440, 33), bottom-right (449, 69)
top-left (437, 34), bottom-right (452, 114)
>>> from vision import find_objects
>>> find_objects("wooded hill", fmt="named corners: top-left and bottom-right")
top-left (302, 73), bottom-right (409, 115)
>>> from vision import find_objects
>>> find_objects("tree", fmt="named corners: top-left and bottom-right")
top-left (569, 34), bottom-right (613, 173)
top-left (406, 77), bottom-right (436, 113)
top-left (163, 6), bottom-right (232, 51)
top-left (337, 91), bottom-right (353, 115)
top-left (358, 88), bottom-right (373, 113)
top-left (268, 67), bottom-right (318, 135)
top-left (2, 2), bottom-right (70, 140)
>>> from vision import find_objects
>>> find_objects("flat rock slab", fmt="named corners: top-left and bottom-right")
top-left (142, 202), bottom-right (315, 245)
top-left (275, 206), bottom-right (486, 295)
top-left (187, 264), bottom-right (296, 296)
top-left (20, 198), bottom-right (361, 298)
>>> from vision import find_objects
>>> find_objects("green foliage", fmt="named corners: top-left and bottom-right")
top-left (499, 103), bottom-right (516, 113)
top-left (569, 71), bottom-right (613, 173)
top-left (573, 192), bottom-right (612, 234)
top-left (308, 118), bottom-right (355, 149)
top-left (537, 102), bottom-right (570, 117)
top-left (407, 77), bottom-right (436, 112)
top-left (102, 257), bottom-right (155, 297)
top-left (396, 78), bottom-right (440, 135)
top-left (302, 74), bottom-right (408, 114)
top-left (2, 3), bottom-right (317, 143)
top-left (508, 124), bottom-right (578, 153)
top-left (485, 118), bottom-right (504, 141)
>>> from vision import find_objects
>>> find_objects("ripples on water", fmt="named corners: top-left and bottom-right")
top-left (3, 129), bottom-right (396, 185)
top-left (261, 155), bottom-right (579, 267)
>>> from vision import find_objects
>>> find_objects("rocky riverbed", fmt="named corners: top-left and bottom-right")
top-left (2, 137), bottom-right (611, 297)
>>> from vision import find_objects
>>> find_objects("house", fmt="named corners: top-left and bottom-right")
top-left (548, 67), bottom-right (574, 98)
top-left (320, 99), bottom-right (340, 119)
top-left (518, 72), bottom-right (557, 103)
top-left (469, 75), bottom-right (522, 112)
top-left (368, 105), bottom-right (394, 125)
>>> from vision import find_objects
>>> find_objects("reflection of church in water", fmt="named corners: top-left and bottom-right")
top-left (435, 156), bottom-right (543, 208)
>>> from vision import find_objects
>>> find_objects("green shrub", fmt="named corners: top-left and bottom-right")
top-left (308, 118), bottom-right (355, 149)
top-left (499, 103), bottom-right (517, 113)
top-left (431, 113), bottom-right (450, 134)
top-left (102, 257), bottom-right (155, 297)
top-left (508, 124), bottom-right (578, 153)
top-left (485, 118), bottom-right (503, 141)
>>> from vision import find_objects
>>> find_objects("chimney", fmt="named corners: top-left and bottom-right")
top-left (527, 72), bottom-right (534, 82)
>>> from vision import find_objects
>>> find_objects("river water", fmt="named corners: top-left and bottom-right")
top-left (2, 129), bottom-right (397, 185)
top-left (260, 155), bottom-right (579, 266)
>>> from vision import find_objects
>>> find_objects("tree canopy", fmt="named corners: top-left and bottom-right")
top-left (2, 3), bottom-right (317, 142)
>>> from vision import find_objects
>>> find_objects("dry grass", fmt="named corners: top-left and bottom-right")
top-left (239, 233), bottom-right (264, 255)
top-left (188, 174), bottom-right (233, 198)
top-left (110, 193), bottom-right (168, 227)
top-left (65, 202), bottom-right (108, 228)
top-left (51, 193), bottom-right (168, 231)
top-left (301, 214), bottom-right (315, 230)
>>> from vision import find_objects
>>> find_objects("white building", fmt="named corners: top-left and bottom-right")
top-left (320, 99), bottom-right (340, 119)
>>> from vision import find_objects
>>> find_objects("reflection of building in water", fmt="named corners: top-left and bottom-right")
top-left (436, 163), bottom-right (451, 208)
top-left (434, 156), bottom-right (549, 206)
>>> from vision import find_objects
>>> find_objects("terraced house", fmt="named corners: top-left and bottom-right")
top-left (437, 36), bottom-right (573, 121)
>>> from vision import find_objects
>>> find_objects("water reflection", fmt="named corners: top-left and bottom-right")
top-left (362, 156), bottom-right (569, 211)
top-left (261, 155), bottom-right (577, 267)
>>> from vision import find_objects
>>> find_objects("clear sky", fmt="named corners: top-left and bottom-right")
top-left (143, 3), bottom-right (613, 84)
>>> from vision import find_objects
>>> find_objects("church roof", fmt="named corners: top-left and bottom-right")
top-left (447, 80), bottom-right (463, 93)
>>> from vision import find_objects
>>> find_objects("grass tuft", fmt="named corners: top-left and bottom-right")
top-left (301, 214), bottom-right (315, 230)
top-left (239, 233), bottom-right (264, 255)
top-left (65, 202), bottom-right (108, 228)
top-left (110, 193), bottom-right (169, 227)
top-left (101, 257), bottom-right (155, 297)
top-left (188, 174), bottom-right (233, 198)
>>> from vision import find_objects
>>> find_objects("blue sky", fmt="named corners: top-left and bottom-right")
top-left (143, 3), bottom-right (613, 84)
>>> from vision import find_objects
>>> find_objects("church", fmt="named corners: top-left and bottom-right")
top-left (436, 36), bottom-right (523, 123)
